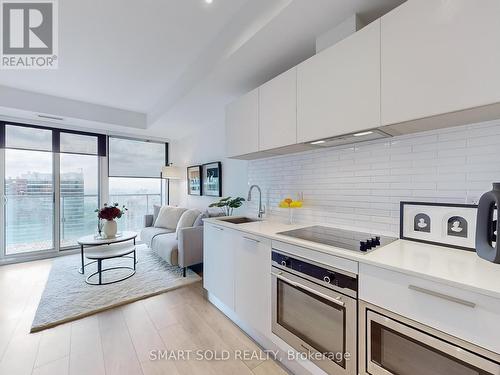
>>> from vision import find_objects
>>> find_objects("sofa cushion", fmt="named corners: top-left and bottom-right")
top-left (154, 206), bottom-right (187, 230)
top-left (176, 209), bottom-right (201, 239)
top-left (151, 232), bottom-right (179, 266)
top-left (140, 227), bottom-right (174, 247)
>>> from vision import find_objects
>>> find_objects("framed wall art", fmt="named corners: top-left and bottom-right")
top-left (187, 165), bottom-right (202, 196)
top-left (400, 201), bottom-right (478, 251)
top-left (202, 161), bottom-right (222, 197)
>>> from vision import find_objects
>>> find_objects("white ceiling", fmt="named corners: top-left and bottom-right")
top-left (0, 0), bottom-right (404, 140)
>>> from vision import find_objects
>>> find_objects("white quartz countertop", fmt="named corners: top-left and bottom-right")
top-left (204, 217), bottom-right (500, 299)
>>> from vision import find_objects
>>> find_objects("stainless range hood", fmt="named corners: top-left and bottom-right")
top-left (307, 129), bottom-right (392, 148)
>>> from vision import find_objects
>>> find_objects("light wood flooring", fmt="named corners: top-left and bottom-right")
top-left (0, 258), bottom-right (288, 375)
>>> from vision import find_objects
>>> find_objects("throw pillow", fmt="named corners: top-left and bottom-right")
top-left (193, 212), bottom-right (208, 227)
top-left (153, 204), bottom-right (161, 224)
top-left (154, 206), bottom-right (187, 230)
top-left (206, 208), bottom-right (225, 218)
top-left (176, 209), bottom-right (202, 239)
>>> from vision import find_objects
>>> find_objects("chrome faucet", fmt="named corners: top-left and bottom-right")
top-left (247, 185), bottom-right (265, 219)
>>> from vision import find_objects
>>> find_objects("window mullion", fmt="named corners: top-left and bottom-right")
top-left (100, 155), bottom-right (109, 206)
top-left (54, 152), bottom-right (61, 253)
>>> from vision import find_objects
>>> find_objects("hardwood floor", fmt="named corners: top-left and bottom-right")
top-left (0, 259), bottom-right (289, 375)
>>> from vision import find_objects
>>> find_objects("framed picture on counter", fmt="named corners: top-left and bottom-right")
top-left (202, 161), bottom-right (222, 197)
top-left (400, 201), bottom-right (478, 251)
top-left (187, 165), bottom-right (202, 196)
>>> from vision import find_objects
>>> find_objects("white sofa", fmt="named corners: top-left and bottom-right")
top-left (140, 206), bottom-right (204, 277)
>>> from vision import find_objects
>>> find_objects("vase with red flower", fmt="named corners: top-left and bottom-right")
top-left (95, 203), bottom-right (127, 238)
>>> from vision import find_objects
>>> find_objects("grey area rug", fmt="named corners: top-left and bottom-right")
top-left (31, 245), bottom-right (200, 332)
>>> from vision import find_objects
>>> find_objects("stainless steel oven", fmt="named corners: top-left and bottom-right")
top-left (359, 301), bottom-right (500, 375)
top-left (271, 249), bottom-right (358, 375)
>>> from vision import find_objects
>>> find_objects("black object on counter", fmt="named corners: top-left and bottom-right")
top-left (476, 183), bottom-right (500, 263)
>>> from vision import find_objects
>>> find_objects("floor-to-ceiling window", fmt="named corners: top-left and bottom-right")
top-left (5, 150), bottom-right (54, 255)
top-left (4, 126), bottom-right (54, 255)
top-left (0, 123), bottom-right (168, 261)
top-left (108, 137), bottom-right (167, 232)
top-left (59, 133), bottom-right (100, 248)
top-left (1, 123), bottom-right (106, 259)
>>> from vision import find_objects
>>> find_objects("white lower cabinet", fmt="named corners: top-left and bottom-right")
top-left (234, 232), bottom-right (271, 336)
top-left (203, 224), bottom-right (235, 310)
top-left (204, 223), bottom-right (271, 336)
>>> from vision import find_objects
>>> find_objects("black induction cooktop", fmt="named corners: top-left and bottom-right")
top-left (277, 226), bottom-right (397, 253)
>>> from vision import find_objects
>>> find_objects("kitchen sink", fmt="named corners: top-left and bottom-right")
top-left (217, 217), bottom-right (260, 224)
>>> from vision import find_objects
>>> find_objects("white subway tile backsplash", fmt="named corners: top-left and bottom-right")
top-left (247, 121), bottom-right (500, 235)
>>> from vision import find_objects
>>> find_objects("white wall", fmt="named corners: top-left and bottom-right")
top-left (247, 120), bottom-right (500, 235)
top-left (170, 122), bottom-right (249, 213)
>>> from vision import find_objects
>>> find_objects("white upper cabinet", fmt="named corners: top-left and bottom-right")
top-left (259, 68), bottom-right (297, 151)
top-left (297, 20), bottom-right (381, 143)
top-left (381, 0), bottom-right (500, 126)
top-left (225, 88), bottom-right (259, 158)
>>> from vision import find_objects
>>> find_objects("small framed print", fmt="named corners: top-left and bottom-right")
top-left (187, 165), bottom-right (202, 196)
top-left (400, 202), bottom-right (478, 251)
top-left (202, 162), bottom-right (222, 197)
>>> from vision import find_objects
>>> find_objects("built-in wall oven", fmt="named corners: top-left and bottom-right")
top-left (359, 301), bottom-right (500, 375)
top-left (271, 249), bottom-right (358, 375)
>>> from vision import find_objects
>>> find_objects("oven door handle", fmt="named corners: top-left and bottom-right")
top-left (272, 272), bottom-right (345, 307)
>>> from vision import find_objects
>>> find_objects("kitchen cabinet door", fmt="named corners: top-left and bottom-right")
top-left (234, 233), bottom-right (271, 336)
top-left (225, 88), bottom-right (259, 158)
top-left (381, 0), bottom-right (500, 126)
top-left (259, 68), bottom-right (297, 151)
top-left (297, 20), bottom-right (381, 143)
top-left (203, 224), bottom-right (235, 310)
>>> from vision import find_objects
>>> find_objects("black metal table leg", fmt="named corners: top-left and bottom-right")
top-left (98, 259), bottom-right (102, 285)
top-left (133, 250), bottom-right (136, 270)
top-left (80, 244), bottom-right (85, 274)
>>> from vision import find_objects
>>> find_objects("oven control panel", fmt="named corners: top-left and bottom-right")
top-left (272, 251), bottom-right (357, 293)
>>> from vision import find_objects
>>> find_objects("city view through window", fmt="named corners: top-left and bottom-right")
top-left (109, 177), bottom-right (163, 235)
top-left (5, 152), bottom-right (164, 255)
top-left (2, 125), bottom-right (167, 257)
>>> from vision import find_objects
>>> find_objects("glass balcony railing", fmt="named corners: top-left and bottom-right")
top-left (109, 193), bottom-right (161, 233)
top-left (5, 194), bottom-right (54, 254)
top-left (60, 194), bottom-right (99, 248)
top-left (5, 193), bottom-right (161, 254)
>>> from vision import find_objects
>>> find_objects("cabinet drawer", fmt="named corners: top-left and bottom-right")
top-left (359, 263), bottom-right (500, 354)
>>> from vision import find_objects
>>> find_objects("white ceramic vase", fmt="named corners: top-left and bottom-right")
top-left (103, 219), bottom-right (117, 238)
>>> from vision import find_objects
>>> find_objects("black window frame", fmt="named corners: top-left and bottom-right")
top-left (0, 121), bottom-right (107, 156)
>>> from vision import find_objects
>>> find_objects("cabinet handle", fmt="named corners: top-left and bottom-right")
top-left (272, 272), bottom-right (345, 307)
top-left (408, 285), bottom-right (476, 308)
top-left (213, 226), bottom-right (224, 231)
top-left (243, 236), bottom-right (260, 243)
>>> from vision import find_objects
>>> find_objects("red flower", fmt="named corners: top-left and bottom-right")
top-left (96, 203), bottom-right (127, 221)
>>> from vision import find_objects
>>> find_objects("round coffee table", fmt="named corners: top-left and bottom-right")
top-left (77, 231), bottom-right (137, 274)
top-left (84, 243), bottom-right (136, 285)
